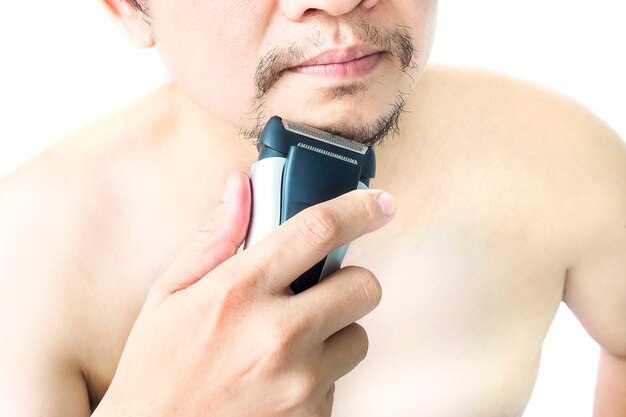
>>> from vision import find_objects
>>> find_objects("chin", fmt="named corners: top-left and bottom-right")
top-left (240, 86), bottom-right (407, 146)
top-left (293, 107), bottom-right (382, 135)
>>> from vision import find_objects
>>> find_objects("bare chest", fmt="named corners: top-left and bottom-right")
top-left (79, 112), bottom-right (571, 413)
top-left (332, 223), bottom-right (564, 416)
top-left (81, 201), bottom-right (565, 416)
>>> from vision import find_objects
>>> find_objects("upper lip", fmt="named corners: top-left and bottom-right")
top-left (292, 45), bottom-right (382, 67)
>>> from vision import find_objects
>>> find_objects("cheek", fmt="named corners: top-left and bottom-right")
top-left (152, 1), bottom-right (265, 125)
top-left (421, 0), bottom-right (438, 48)
top-left (400, 0), bottom-right (438, 74)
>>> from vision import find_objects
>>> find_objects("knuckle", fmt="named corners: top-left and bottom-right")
top-left (359, 193), bottom-right (380, 222)
top-left (216, 257), bottom-right (268, 295)
top-left (209, 263), bottom-right (268, 318)
top-left (348, 322), bottom-right (369, 362)
top-left (264, 319), bottom-right (303, 360)
top-left (216, 268), bottom-right (252, 300)
top-left (209, 278), bottom-right (251, 327)
top-left (191, 224), bottom-right (222, 252)
top-left (296, 207), bottom-right (340, 249)
top-left (353, 267), bottom-right (383, 309)
top-left (286, 370), bottom-right (319, 404)
top-left (265, 324), bottom-right (290, 356)
top-left (196, 219), bottom-right (219, 237)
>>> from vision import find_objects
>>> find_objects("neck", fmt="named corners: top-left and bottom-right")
top-left (162, 81), bottom-right (259, 175)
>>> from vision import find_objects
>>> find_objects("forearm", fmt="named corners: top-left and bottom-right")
top-left (594, 348), bottom-right (626, 416)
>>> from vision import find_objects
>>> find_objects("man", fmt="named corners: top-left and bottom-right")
top-left (0, 0), bottom-right (624, 415)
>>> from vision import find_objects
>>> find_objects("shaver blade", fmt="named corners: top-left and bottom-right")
top-left (296, 143), bottom-right (358, 165)
top-left (282, 119), bottom-right (369, 155)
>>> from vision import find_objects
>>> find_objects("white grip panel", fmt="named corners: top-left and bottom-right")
top-left (243, 157), bottom-right (286, 249)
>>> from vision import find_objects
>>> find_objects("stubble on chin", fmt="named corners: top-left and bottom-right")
top-left (238, 21), bottom-right (419, 148)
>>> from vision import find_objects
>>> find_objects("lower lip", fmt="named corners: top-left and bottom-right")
top-left (287, 52), bottom-right (383, 79)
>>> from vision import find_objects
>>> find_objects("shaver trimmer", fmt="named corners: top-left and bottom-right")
top-left (243, 115), bottom-right (376, 294)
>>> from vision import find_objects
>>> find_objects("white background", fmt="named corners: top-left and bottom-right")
top-left (1, 1), bottom-right (624, 416)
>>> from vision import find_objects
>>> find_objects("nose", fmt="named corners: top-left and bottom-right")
top-left (280, 0), bottom-right (379, 22)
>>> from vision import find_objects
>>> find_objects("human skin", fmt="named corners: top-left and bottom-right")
top-left (90, 175), bottom-right (396, 417)
top-left (0, 0), bottom-right (625, 416)
top-left (104, 0), bottom-right (437, 146)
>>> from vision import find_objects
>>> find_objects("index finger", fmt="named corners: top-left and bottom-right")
top-left (212, 188), bottom-right (395, 294)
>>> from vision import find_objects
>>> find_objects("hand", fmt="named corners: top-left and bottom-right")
top-left (92, 170), bottom-right (396, 417)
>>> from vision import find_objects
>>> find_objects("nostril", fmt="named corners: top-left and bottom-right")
top-left (303, 8), bottom-right (321, 17)
top-left (360, 0), bottom-right (379, 8)
top-left (282, 0), bottom-right (366, 21)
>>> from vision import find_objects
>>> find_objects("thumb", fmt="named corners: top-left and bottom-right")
top-left (149, 171), bottom-right (251, 303)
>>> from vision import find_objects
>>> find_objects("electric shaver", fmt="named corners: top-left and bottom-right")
top-left (243, 115), bottom-right (376, 294)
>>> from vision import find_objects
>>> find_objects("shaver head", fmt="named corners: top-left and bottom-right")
top-left (257, 115), bottom-right (376, 186)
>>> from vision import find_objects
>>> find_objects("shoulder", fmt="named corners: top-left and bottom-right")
top-left (0, 81), bottom-right (178, 256)
top-left (417, 63), bottom-right (614, 141)
top-left (419, 65), bottom-right (626, 353)
top-left (0, 84), bottom-right (168, 387)
top-left (0, 82), bottom-right (179, 294)
top-left (0, 147), bottom-right (97, 413)
top-left (0, 80), bottom-right (186, 353)
top-left (0, 144), bottom-right (96, 277)
top-left (0, 91), bottom-right (155, 412)
top-left (0, 117), bottom-right (123, 275)
top-left (0, 126), bottom-right (112, 350)
top-left (417, 64), bottom-right (625, 241)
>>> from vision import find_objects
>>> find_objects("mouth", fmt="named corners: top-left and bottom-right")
top-left (284, 45), bottom-right (384, 80)
top-left (286, 52), bottom-right (384, 80)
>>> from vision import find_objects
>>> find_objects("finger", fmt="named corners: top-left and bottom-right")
top-left (289, 265), bottom-right (382, 341)
top-left (319, 322), bottom-right (369, 386)
top-left (212, 188), bottom-right (395, 294)
top-left (148, 171), bottom-right (251, 304)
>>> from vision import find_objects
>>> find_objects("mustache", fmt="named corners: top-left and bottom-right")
top-left (253, 21), bottom-right (417, 100)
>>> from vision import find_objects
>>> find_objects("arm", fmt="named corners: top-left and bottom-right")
top-left (560, 115), bottom-right (626, 416)
top-left (594, 349), bottom-right (626, 416)
top-left (0, 171), bottom-right (92, 417)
